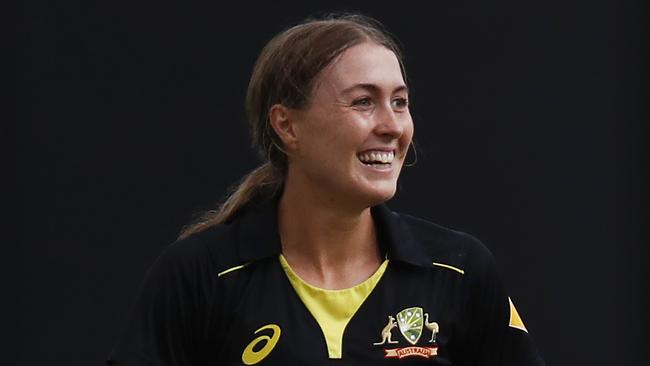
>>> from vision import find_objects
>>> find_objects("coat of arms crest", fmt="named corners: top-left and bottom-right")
top-left (373, 306), bottom-right (439, 359)
top-left (396, 307), bottom-right (424, 345)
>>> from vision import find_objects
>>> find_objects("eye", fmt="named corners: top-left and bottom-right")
top-left (352, 97), bottom-right (373, 108)
top-left (391, 97), bottom-right (409, 110)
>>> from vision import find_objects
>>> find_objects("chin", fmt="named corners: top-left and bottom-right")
top-left (358, 183), bottom-right (397, 207)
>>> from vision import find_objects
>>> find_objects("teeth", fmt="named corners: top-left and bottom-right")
top-left (357, 151), bottom-right (394, 164)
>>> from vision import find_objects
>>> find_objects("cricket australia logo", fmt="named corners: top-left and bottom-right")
top-left (373, 307), bottom-right (439, 359)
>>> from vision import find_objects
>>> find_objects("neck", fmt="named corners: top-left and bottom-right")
top-left (277, 173), bottom-right (382, 289)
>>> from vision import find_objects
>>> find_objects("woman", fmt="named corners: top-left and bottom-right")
top-left (108, 14), bottom-right (545, 366)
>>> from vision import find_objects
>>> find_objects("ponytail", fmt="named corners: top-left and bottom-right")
top-left (178, 162), bottom-right (283, 240)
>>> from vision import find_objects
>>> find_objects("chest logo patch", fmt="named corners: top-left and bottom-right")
top-left (373, 307), bottom-right (439, 359)
top-left (242, 324), bottom-right (281, 365)
top-left (397, 307), bottom-right (423, 344)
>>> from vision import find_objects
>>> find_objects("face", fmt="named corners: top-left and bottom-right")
top-left (285, 42), bottom-right (414, 208)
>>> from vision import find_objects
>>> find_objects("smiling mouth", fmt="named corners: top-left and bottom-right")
top-left (357, 150), bottom-right (395, 168)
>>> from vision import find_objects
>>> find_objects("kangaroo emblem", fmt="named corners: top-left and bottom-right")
top-left (424, 313), bottom-right (439, 343)
top-left (373, 315), bottom-right (399, 345)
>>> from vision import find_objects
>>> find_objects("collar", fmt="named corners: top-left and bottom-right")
top-left (236, 197), bottom-right (431, 268)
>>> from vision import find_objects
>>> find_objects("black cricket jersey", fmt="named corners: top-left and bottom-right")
top-left (108, 198), bottom-right (545, 366)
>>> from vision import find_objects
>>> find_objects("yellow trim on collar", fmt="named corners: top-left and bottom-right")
top-left (432, 262), bottom-right (465, 275)
top-left (217, 262), bottom-right (250, 277)
top-left (279, 254), bottom-right (388, 359)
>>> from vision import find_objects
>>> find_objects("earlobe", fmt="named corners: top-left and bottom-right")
top-left (269, 104), bottom-right (298, 150)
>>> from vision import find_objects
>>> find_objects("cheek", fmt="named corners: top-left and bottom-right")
top-left (299, 122), bottom-right (353, 169)
top-left (401, 117), bottom-right (415, 144)
top-left (321, 116), bottom-right (368, 151)
top-left (408, 121), bottom-right (415, 142)
top-left (296, 108), bottom-right (370, 165)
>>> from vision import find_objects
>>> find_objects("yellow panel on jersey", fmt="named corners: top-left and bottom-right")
top-left (278, 254), bottom-right (388, 359)
top-left (508, 297), bottom-right (528, 332)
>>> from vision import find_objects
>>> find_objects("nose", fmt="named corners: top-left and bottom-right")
top-left (374, 102), bottom-right (407, 139)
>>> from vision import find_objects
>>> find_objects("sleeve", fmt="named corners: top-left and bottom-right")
top-left (107, 238), bottom-right (216, 366)
top-left (463, 239), bottom-right (545, 366)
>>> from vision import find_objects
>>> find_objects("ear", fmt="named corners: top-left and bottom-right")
top-left (269, 104), bottom-right (299, 151)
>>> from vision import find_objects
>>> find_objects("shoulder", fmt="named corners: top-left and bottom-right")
top-left (395, 212), bottom-right (497, 276)
top-left (161, 198), bottom-right (283, 280)
top-left (155, 222), bottom-right (245, 278)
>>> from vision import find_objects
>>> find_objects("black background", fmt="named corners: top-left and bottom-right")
top-left (17, 1), bottom-right (648, 365)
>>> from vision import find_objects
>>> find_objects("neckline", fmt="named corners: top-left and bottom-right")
top-left (278, 254), bottom-right (388, 292)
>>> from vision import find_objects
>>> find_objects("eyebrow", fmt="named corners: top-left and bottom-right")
top-left (340, 83), bottom-right (409, 96)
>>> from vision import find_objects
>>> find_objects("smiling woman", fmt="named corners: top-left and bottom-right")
top-left (271, 41), bottom-right (413, 221)
top-left (108, 14), bottom-right (545, 366)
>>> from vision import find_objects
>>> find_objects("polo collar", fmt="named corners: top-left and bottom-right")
top-left (236, 197), bottom-right (431, 268)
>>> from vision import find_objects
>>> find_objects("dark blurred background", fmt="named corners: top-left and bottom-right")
top-left (16, 1), bottom-right (648, 365)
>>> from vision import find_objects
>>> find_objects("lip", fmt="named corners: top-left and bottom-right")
top-left (357, 147), bottom-right (397, 154)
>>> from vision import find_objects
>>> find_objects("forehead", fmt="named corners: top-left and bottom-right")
top-left (316, 42), bottom-right (406, 94)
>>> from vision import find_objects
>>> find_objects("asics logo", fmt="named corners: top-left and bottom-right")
top-left (241, 324), bottom-right (281, 365)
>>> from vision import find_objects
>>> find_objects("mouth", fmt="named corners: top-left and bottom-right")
top-left (356, 150), bottom-right (395, 169)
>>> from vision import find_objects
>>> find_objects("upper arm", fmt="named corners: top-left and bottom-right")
top-left (107, 238), bottom-right (217, 366)
top-left (463, 239), bottom-right (545, 366)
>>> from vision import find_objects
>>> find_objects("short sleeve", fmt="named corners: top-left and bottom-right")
top-left (108, 238), bottom-right (215, 366)
top-left (463, 239), bottom-right (545, 366)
